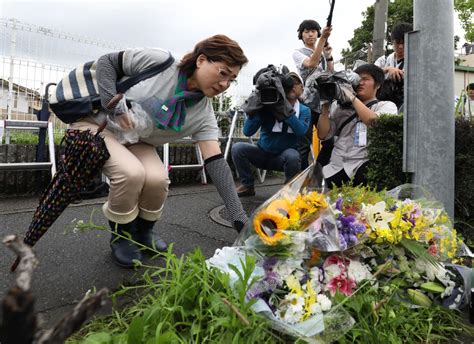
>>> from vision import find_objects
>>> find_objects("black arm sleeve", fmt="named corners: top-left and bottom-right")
top-left (96, 51), bottom-right (125, 114)
top-left (204, 154), bottom-right (248, 233)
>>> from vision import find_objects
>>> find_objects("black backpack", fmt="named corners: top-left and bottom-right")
top-left (49, 52), bottom-right (175, 124)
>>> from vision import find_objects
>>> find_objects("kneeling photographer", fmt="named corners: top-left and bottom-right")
top-left (316, 64), bottom-right (398, 188)
top-left (232, 68), bottom-right (311, 197)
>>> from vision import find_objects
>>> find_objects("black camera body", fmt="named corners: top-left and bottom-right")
top-left (242, 65), bottom-right (295, 121)
top-left (253, 65), bottom-right (294, 105)
top-left (377, 79), bottom-right (404, 108)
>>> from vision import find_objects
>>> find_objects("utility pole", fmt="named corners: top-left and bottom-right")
top-left (404, 0), bottom-right (455, 217)
top-left (372, 0), bottom-right (388, 62)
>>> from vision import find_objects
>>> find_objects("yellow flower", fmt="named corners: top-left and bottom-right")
top-left (304, 280), bottom-right (317, 319)
top-left (266, 199), bottom-right (301, 230)
top-left (286, 274), bottom-right (303, 296)
top-left (266, 199), bottom-right (292, 217)
top-left (293, 191), bottom-right (328, 224)
top-left (287, 205), bottom-right (301, 229)
top-left (253, 210), bottom-right (289, 245)
top-left (304, 191), bottom-right (328, 210)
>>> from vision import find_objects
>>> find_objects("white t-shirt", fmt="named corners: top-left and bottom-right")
top-left (292, 47), bottom-right (327, 83)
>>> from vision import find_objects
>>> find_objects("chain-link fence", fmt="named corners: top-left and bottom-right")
top-left (0, 18), bottom-right (254, 142)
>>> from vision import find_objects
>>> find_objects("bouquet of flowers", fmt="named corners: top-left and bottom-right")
top-left (208, 167), bottom-right (472, 342)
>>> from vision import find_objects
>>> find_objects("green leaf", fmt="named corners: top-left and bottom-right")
top-left (127, 316), bottom-right (144, 344)
top-left (420, 281), bottom-right (446, 294)
top-left (83, 332), bottom-right (112, 344)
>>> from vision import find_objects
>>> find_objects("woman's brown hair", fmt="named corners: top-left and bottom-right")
top-left (180, 34), bottom-right (248, 77)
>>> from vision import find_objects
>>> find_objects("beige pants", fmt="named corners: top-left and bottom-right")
top-left (71, 120), bottom-right (170, 224)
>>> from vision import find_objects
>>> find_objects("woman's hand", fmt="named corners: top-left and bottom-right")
top-left (115, 112), bottom-right (135, 130)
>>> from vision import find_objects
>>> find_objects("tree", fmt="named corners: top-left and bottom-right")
top-left (342, 0), bottom-right (474, 68)
top-left (341, 0), bottom-right (413, 67)
top-left (454, 0), bottom-right (474, 43)
top-left (211, 91), bottom-right (232, 112)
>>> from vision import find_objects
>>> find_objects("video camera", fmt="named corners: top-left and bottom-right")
top-left (302, 70), bottom-right (360, 111)
top-left (253, 65), bottom-right (294, 105)
top-left (242, 65), bottom-right (296, 121)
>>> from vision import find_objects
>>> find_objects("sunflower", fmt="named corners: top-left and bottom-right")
top-left (253, 210), bottom-right (289, 245)
top-left (293, 192), bottom-right (328, 225)
top-left (286, 205), bottom-right (301, 229)
top-left (266, 199), bottom-right (292, 217)
top-left (303, 192), bottom-right (328, 211)
top-left (266, 199), bottom-right (301, 230)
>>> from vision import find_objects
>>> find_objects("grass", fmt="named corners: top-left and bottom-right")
top-left (4, 129), bottom-right (65, 145)
top-left (336, 282), bottom-right (474, 344)
top-left (67, 221), bottom-right (285, 343)
top-left (64, 220), bottom-right (474, 344)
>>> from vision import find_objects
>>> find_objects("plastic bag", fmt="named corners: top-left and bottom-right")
top-left (106, 96), bottom-right (153, 144)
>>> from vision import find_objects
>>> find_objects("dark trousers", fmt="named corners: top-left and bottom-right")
top-left (231, 142), bottom-right (301, 187)
top-left (325, 161), bottom-right (370, 189)
top-left (298, 111), bottom-right (334, 169)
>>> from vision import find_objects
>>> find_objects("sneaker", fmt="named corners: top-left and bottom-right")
top-left (236, 184), bottom-right (255, 197)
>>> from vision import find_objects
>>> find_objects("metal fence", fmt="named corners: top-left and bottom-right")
top-left (0, 18), bottom-right (254, 142)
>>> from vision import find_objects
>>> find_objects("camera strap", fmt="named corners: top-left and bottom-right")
top-left (334, 99), bottom-right (379, 137)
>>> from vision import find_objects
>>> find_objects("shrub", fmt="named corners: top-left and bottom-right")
top-left (367, 115), bottom-right (474, 240)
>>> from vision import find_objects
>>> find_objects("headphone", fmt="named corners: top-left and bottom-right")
top-left (297, 20), bottom-right (321, 40)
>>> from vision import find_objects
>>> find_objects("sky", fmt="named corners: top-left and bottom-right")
top-left (0, 0), bottom-right (467, 101)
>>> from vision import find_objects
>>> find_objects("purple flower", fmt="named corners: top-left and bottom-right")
top-left (339, 214), bottom-right (356, 228)
top-left (339, 233), bottom-right (348, 250)
top-left (335, 197), bottom-right (343, 211)
top-left (353, 222), bottom-right (366, 234)
top-left (263, 257), bottom-right (279, 271)
top-left (246, 281), bottom-right (267, 299)
top-left (337, 213), bottom-right (365, 249)
top-left (265, 270), bottom-right (282, 289)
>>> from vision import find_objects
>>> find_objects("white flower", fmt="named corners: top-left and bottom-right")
top-left (347, 260), bottom-right (373, 283)
top-left (362, 201), bottom-right (395, 230)
top-left (310, 303), bottom-right (322, 315)
top-left (282, 307), bottom-right (303, 324)
top-left (324, 264), bottom-right (342, 280)
top-left (274, 259), bottom-right (303, 279)
top-left (284, 293), bottom-right (305, 311)
top-left (309, 267), bottom-right (321, 282)
top-left (441, 285), bottom-right (454, 297)
top-left (317, 294), bottom-right (332, 311)
top-left (291, 232), bottom-right (308, 253)
top-left (293, 269), bottom-right (305, 282)
top-left (72, 219), bottom-right (84, 233)
top-left (370, 258), bottom-right (377, 267)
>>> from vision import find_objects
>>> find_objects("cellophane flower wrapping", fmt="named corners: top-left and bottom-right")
top-left (207, 165), bottom-right (472, 342)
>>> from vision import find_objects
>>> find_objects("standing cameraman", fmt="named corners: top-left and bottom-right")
top-left (292, 19), bottom-right (334, 170)
top-left (232, 73), bottom-right (311, 197)
top-left (374, 22), bottom-right (413, 111)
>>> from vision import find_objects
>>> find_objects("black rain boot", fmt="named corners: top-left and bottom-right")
top-left (133, 217), bottom-right (168, 253)
top-left (109, 220), bottom-right (142, 268)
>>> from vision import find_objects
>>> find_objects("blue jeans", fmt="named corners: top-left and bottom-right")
top-left (231, 142), bottom-right (301, 187)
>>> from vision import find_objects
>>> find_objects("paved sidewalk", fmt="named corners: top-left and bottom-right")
top-left (0, 177), bottom-right (284, 328)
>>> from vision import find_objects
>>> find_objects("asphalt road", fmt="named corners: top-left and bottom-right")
top-left (0, 178), bottom-right (283, 328)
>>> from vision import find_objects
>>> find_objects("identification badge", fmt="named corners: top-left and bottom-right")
top-left (354, 122), bottom-right (367, 147)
